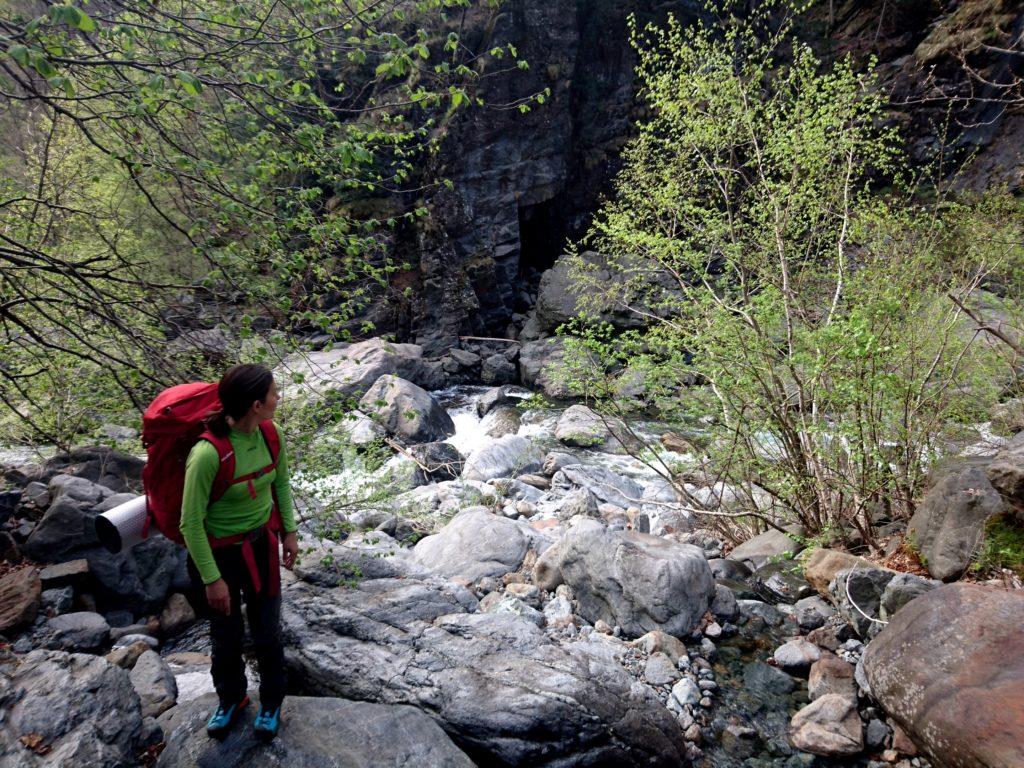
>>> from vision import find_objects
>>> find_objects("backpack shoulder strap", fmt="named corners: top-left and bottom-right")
top-left (198, 430), bottom-right (236, 504)
top-left (259, 420), bottom-right (281, 466)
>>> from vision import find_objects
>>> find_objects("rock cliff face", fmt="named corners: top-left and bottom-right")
top-left (365, 0), bottom-right (701, 354)
top-left (347, 0), bottom-right (1024, 353)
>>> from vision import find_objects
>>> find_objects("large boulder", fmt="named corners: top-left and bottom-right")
top-left (461, 435), bottom-right (543, 482)
top-left (906, 459), bottom-right (1005, 580)
top-left (0, 566), bottom-right (41, 633)
top-left (518, 338), bottom-right (571, 398)
top-left (0, 649), bottom-right (144, 767)
top-left (156, 693), bottom-right (475, 767)
top-left (359, 375), bottom-right (455, 444)
top-left (550, 464), bottom-right (643, 509)
top-left (726, 525), bottom-right (805, 570)
top-left (280, 575), bottom-right (689, 766)
top-left (533, 520), bottom-right (715, 638)
top-left (24, 482), bottom-right (180, 614)
top-left (534, 252), bottom-right (648, 334)
top-left (23, 475), bottom-right (116, 561)
top-left (84, 536), bottom-right (183, 614)
top-left (555, 404), bottom-right (614, 448)
top-left (41, 611), bottom-right (110, 652)
top-left (986, 431), bottom-right (1024, 516)
top-left (278, 338), bottom-right (444, 403)
top-left (411, 507), bottom-right (548, 582)
top-left (864, 584), bottom-right (1024, 768)
top-left (407, 442), bottom-right (465, 482)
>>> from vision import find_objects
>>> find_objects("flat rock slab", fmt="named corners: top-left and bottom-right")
top-left (280, 574), bottom-right (688, 766)
top-left (156, 693), bottom-right (475, 768)
top-left (864, 583), bottom-right (1024, 768)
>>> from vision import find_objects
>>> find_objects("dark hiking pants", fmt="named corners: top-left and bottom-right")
top-left (187, 528), bottom-right (286, 711)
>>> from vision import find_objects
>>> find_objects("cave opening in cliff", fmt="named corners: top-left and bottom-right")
top-left (517, 195), bottom-right (570, 288)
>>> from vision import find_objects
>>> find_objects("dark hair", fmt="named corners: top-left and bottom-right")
top-left (206, 363), bottom-right (274, 437)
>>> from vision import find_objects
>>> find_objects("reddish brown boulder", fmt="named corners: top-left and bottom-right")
top-left (0, 566), bottom-right (41, 632)
top-left (864, 583), bottom-right (1024, 768)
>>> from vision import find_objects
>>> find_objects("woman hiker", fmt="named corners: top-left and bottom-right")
top-left (180, 363), bottom-right (299, 740)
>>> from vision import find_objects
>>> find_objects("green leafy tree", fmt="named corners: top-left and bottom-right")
top-left (560, 3), bottom-right (1019, 548)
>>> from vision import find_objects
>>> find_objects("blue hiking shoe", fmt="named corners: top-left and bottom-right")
top-left (253, 704), bottom-right (281, 740)
top-left (206, 695), bottom-right (249, 738)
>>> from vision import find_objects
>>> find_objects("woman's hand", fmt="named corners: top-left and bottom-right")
top-left (282, 531), bottom-right (298, 570)
top-left (205, 578), bottom-right (231, 615)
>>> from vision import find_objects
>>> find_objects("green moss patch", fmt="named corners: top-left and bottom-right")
top-left (974, 513), bottom-right (1024, 576)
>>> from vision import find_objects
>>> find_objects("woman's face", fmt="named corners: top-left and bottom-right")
top-left (254, 379), bottom-right (280, 419)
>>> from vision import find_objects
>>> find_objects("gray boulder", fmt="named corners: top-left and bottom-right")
top-left (557, 488), bottom-right (599, 520)
top-left (23, 475), bottom-right (115, 561)
top-left (130, 650), bottom-right (178, 718)
top-left (411, 507), bottom-right (546, 582)
top-left (41, 448), bottom-right (144, 494)
top-left (534, 252), bottom-right (648, 334)
top-left (550, 464), bottom-right (643, 509)
top-left (794, 595), bottom-right (835, 631)
top-left (554, 404), bottom-right (612, 448)
top-left (156, 693), bottom-right (475, 768)
top-left (295, 531), bottom-right (426, 588)
top-left (359, 375), bottom-right (454, 444)
top-left (280, 575), bottom-right (689, 766)
top-left (484, 406), bottom-right (522, 438)
top-left (476, 385), bottom-right (521, 417)
top-left (726, 525), bottom-right (805, 570)
top-left (84, 536), bottom-right (182, 614)
top-left (906, 459), bottom-right (1005, 580)
top-left (481, 354), bottom-right (517, 385)
top-left (407, 442), bottom-right (464, 482)
top-left (337, 410), bottom-right (386, 445)
top-left (0, 650), bottom-right (143, 767)
top-left (278, 338), bottom-right (444, 403)
top-left (42, 612), bottom-right (110, 652)
top-left (461, 435), bottom-right (543, 482)
top-left (879, 572), bottom-right (940, 621)
top-left (533, 520), bottom-right (715, 638)
top-left (828, 566), bottom-right (896, 639)
top-left (519, 338), bottom-right (571, 398)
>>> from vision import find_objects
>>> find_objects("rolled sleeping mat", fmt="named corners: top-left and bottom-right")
top-left (95, 494), bottom-right (149, 554)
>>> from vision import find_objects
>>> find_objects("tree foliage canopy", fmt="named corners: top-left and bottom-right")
top-left (0, 0), bottom-right (541, 445)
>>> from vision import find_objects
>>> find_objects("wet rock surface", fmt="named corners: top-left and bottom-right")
top-left (156, 693), bottom-right (476, 768)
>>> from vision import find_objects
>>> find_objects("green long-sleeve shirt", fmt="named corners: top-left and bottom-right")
top-left (179, 423), bottom-right (296, 585)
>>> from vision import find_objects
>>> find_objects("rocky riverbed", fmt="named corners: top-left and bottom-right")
top-left (1, 349), bottom-right (1022, 767)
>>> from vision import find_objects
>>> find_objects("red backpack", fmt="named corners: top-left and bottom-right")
top-left (141, 382), bottom-right (281, 543)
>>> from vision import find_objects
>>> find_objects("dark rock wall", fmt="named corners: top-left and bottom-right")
top-left (353, 0), bottom-right (1024, 355)
top-left (399, 0), bottom-right (701, 355)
